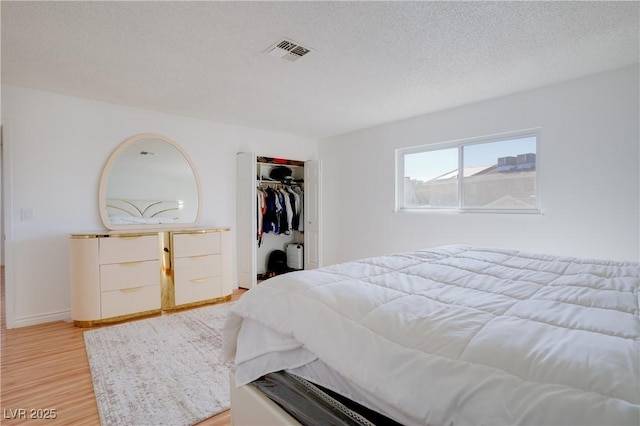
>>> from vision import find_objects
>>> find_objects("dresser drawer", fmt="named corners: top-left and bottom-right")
top-left (101, 284), bottom-right (161, 319)
top-left (174, 254), bottom-right (220, 282)
top-left (99, 260), bottom-right (160, 292)
top-left (174, 276), bottom-right (221, 306)
top-left (99, 235), bottom-right (159, 264)
top-left (172, 232), bottom-right (221, 258)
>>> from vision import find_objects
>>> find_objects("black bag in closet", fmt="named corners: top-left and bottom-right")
top-left (267, 250), bottom-right (288, 276)
top-left (270, 166), bottom-right (293, 182)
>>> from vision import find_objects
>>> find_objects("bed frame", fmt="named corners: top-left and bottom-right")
top-left (229, 369), bottom-right (302, 426)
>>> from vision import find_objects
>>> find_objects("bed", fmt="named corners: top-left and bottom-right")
top-left (223, 245), bottom-right (640, 425)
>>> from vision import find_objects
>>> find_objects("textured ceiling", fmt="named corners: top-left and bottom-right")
top-left (2, 1), bottom-right (638, 139)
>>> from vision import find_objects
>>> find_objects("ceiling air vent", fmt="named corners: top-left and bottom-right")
top-left (265, 38), bottom-right (312, 62)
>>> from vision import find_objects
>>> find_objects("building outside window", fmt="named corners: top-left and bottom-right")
top-left (398, 132), bottom-right (539, 213)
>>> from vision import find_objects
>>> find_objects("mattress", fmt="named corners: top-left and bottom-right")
top-left (223, 245), bottom-right (640, 425)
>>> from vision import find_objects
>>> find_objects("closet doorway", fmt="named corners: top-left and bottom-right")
top-left (236, 152), bottom-right (322, 289)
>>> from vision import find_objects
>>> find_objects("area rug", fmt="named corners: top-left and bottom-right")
top-left (84, 303), bottom-right (234, 426)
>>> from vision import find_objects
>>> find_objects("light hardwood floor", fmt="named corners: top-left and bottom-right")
top-left (1, 274), bottom-right (244, 425)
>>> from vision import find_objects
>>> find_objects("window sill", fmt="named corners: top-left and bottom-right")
top-left (396, 208), bottom-right (542, 215)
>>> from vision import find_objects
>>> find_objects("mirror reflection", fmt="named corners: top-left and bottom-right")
top-left (99, 134), bottom-right (201, 230)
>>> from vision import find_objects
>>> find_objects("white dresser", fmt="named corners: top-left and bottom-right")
top-left (70, 228), bottom-right (232, 327)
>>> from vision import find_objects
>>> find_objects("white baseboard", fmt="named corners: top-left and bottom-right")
top-left (9, 310), bottom-right (72, 329)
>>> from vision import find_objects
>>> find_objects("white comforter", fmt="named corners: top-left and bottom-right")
top-left (223, 245), bottom-right (640, 425)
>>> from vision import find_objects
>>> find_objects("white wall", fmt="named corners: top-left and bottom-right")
top-left (319, 65), bottom-right (639, 265)
top-left (1, 85), bottom-right (317, 328)
top-left (3, 65), bottom-right (638, 328)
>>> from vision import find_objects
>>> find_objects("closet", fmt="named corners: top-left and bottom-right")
top-left (236, 153), bottom-right (321, 289)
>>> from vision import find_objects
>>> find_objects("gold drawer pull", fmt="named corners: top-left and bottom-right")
top-left (120, 287), bottom-right (144, 293)
top-left (190, 277), bottom-right (209, 283)
top-left (121, 261), bottom-right (143, 266)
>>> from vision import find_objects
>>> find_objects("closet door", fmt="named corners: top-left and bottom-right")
top-left (304, 160), bottom-right (322, 270)
top-left (236, 153), bottom-right (257, 289)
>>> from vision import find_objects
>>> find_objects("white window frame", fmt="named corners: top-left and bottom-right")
top-left (396, 129), bottom-right (541, 214)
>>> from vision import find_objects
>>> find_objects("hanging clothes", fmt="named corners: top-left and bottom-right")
top-left (256, 188), bottom-right (267, 247)
top-left (263, 187), bottom-right (279, 234)
top-left (290, 187), bottom-right (301, 231)
top-left (293, 186), bottom-right (304, 232)
top-left (273, 187), bottom-right (283, 234)
top-left (285, 187), bottom-right (296, 233)
top-left (280, 187), bottom-right (293, 235)
top-left (257, 184), bottom-right (304, 239)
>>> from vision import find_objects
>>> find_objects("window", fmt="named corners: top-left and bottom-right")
top-left (397, 132), bottom-right (539, 212)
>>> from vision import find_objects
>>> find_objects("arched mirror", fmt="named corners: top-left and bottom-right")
top-left (99, 134), bottom-right (201, 230)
